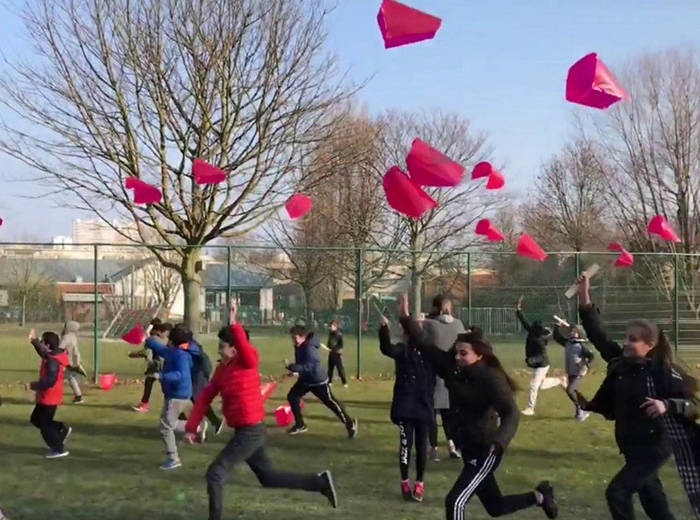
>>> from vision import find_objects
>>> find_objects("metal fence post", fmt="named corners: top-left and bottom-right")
top-left (354, 248), bottom-right (363, 379)
top-left (226, 246), bottom-right (232, 323)
top-left (92, 244), bottom-right (99, 382)
top-left (466, 252), bottom-right (472, 324)
top-left (673, 253), bottom-right (680, 351)
top-left (574, 252), bottom-right (581, 323)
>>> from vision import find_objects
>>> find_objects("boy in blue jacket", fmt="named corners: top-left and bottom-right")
top-left (286, 325), bottom-right (358, 438)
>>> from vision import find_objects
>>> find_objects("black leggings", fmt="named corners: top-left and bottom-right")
top-left (429, 408), bottom-right (454, 448)
top-left (30, 404), bottom-right (67, 452)
top-left (398, 420), bottom-right (429, 482)
top-left (141, 376), bottom-right (155, 404)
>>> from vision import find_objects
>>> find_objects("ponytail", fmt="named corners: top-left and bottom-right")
top-left (657, 328), bottom-right (699, 395)
top-left (483, 354), bottom-right (519, 392)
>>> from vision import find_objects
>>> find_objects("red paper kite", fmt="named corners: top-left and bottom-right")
top-left (475, 219), bottom-right (505, 242)
top-left (485, 169), bottom-right (505, 190)
top-left (405, 138), bottom-right (464, 187)
top-left (124, 177), bottom-right (162, 205)
top-left (516, 234), bottom-right (547, 261)
top-left (608, 242), bottom-right (634, 267)
top-left (566, 53), bottom-right (628, 110)
top-left (377, 0), bottom-right (442, 49)
top-left (122, 323), bottom-right (145, 345)
top-left (471, 162), bottom-right (492, 180)
top-left (647, 215), bottom-right (681, 242)
top-left (192, 159), bottom-right (226, 185)
top-left (285, 194), bottom-right (313, 219)
top-left (382, 166), bottom-right (437, 219)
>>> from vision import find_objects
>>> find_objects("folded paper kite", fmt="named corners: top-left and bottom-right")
top-left (471, 162), bottom-right (493, 180)
top-left (377, 0), bottom-right (441, 49)
top-left (124, 177), bottom-right (162, 205)
top-left (566, 53), bottom-right (628, 110)
top-left (405, 139), bottom-right (464, 187)
top-left (192, 159), bottom-right (226, 185)
top-left (485, 169), bottom-right (505, 190)
top-left (475, 219), bottom-right (505, 242)
top-left (285, 194), bottom-right (313, 220)
top-left (516, 233), bottom-right (547, 261)
top-left (382, 166), bottom-right (437, 219)
top-left (647, 215), bottom-right (681, 242)
top-left (122, 323), bottom-right (145, 345)
top-left (608, 242), bottom-right (634, 267)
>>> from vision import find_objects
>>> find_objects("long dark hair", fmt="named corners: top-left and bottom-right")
top-left (456, 333), bottom-right (518, 392)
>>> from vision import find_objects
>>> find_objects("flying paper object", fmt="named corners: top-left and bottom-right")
top-left (285, 194), bottom-right (313, 220)
top-left (608, 242), bottom-right (634, 267)
top-left (405, 139), bottom-right (464, 187)
top-left (647, 215), bottom-right (681, 242)
top-left (566, 53), bottom-right (628, 109)
top-left (124, 177), bottom-right (162, 205)
top-left (382, 166), bottom-right (437, 219)
top-left (471, 162), bottom-right (492, 180)
top-left (376, 0), bottom-right (442, 49)
top-left (193, 159), bottom-right (226, 185)
top-left (475, 219), bottom-right (505, 241)
top-left (122, 324), bottom-right (145, 345)
top-left (516, 233), bottom-right (547, 261)
top-left (471, 161), bottom-right (505, 189)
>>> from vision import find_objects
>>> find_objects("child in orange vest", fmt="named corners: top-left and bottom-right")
top-left (27, 329), bottom-right (71, 458)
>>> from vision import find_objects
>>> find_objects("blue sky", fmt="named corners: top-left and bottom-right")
top-left (1, 0), bottom-right (700, 240)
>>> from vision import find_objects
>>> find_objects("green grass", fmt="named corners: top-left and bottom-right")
top-left (0, 323), bottom-right (698, 518)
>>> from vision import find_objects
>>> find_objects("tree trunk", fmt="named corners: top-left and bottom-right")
top-left (20, 293), bottom-right (26, 327)
top-left (411, 271), bottom-right (422, 316)
top-left (302, 285), bottom-right (313, 325)
top-left (181, 249), bottom-right (202, 332)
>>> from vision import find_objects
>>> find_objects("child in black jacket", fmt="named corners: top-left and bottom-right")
top-left (574, 273), bottom-right (700, 519)
top-left (398, 295), bottom-right (558, 520)
top-left (379, 316), bottom-right (436, 502)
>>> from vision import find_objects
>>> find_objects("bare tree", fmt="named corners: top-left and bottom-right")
top-left (377, 109), bottom-right (499, 313)
top-left (584, 47), bottom-right (700, 313)
top-left (0, 0), bottom-right (357, 330)
top-left (7, 257), bottom-right (53, 326)
top-left (140, 254), bottom-right (182, 317)
top-left (522, 140), bottom-right (612, 251)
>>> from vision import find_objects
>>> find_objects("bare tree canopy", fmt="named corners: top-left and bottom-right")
top-left (0, 0), bottom-right (356, 329)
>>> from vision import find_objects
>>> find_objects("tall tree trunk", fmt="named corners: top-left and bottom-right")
top-left (302, 285), bottom-right (313, 324)
top-left (181, 249), bottom-right (202, 332)
top-left (411, 271), bottom-right (422, 316)
top-left (20, 293), bottom-right (26, 327)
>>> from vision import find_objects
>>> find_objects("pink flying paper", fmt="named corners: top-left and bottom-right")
top-left (382, 166), bottom-right (437, 219)
top-left (122, 323), bottom-right (145, 345)
top-left (405, 139), bottom-right (464, 187)
top-left (647, 215), bottom-right (681, 242)
top-left (285, 194), bottom-right (313, 219)
top-left (475, 219), bottom-right (505, 242)
top-left (377, 0), bottom-right (442, 49)
top-left (608, 242), bottom-right (634, 267)
top-left (193, 159), bottom-right (226, 185)
top-left (471, 162), bottom-right (493, 180)
top-left (485, 169), bottom-right (505, 190)
top-left (124, 177), bottom-right (162, 205)
top-left (516, 233), bottom-right (547, 261)
top-left (566, 53), bottom-right (628, 110)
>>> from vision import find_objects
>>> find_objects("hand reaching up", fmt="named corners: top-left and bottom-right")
top-left (398, 294), bottom-right (409, 318)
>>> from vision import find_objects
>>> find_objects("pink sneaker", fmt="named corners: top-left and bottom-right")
top-left (413, 481), bottom-right (424, 502)
top-left (132, 402), bottom-right (149, 412)
top-left (401, 479), bottom-right (412, 501)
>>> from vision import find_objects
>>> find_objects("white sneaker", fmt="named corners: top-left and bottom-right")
top-left (429, 447), bottom-right (440, 461)
top-left (576, 412), bottom-right (590, 422)
top-left (521, 408), bottom-right (535, 416)
top-left (448, 440), bottom-right (461, 459)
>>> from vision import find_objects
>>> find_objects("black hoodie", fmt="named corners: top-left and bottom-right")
top-left (516, 310), bottom-right (552, 368)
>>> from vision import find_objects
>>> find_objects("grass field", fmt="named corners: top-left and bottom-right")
top-left (0, 324), bottom-right (698, 519)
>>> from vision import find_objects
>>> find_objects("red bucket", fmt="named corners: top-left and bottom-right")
top-left (99, 373), bottom-right (116, 390)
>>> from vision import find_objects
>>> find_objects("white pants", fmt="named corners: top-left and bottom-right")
top-left (527, 366), bottom-right (561, 409)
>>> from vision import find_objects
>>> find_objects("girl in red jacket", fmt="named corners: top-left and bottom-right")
top-left (185, 299), bottom-right (338, 520)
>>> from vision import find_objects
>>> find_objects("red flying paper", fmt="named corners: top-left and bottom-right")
top-left (647, 215), bottom-right (681, 242)
top-left (122, 323), bottom-right (145, 345)
top-left (405, 139), bottom-right (464, 187)
top-left (192, 159), bottom-right (226, 185)
top-left (124, 177), bottom-right (162, 205)
top-left (377, 0), bottom-right (442, 49)
top-left (0, 218), bottom-right (4, 226)
top-left (475, 219), bottom-right (505, 242)
top-left (516, 233), bottom-right (547, 261)
top-left (608, 242), bottom-right (634, 267)
top-left (485, 169), bottom-right (505, 190)
top-left (566, 53), bottom-right (628, 110)
top-left (285, 194), bottom-right (313, 219)
top-left (471, 162), bottom-right (493, 180)
top-left (382, 166), bottom-right (437, 219)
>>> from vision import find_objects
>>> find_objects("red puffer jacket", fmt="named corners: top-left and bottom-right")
top-left (186, 322), bottom-right (264, 431)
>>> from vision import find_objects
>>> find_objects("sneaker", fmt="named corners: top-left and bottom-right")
top-left (412, 481), bottom-right (424, 502)
top-left (576, 411), bottom-right (590, 422)
top-left (159, 458), bottom-right (182, 470)
top-left (132, 403), bottom-right (149, 413)
top-left (196, 421), bottom-right (209, 444)
top-left (288, 425), bottom-right (308, 435)
top-left (72, 396), bottom-right (84, 404)
top-left (429, 447), bottom-right (440, 461)
top-left (319, 470), bottom-right (338, 508)
top-left (61, 426), bottom-right (73, 444)
top-left (536, 481), bottom-right (558, 519)
top-left (401, 480), bottom-right (412, 501)
top-left (521, 408), bottom-right (535, 416)
top-left (347, 419), bottom-right (358, 439)
top-left (448, 440), bottom-right (461, 459)
top-left (343, 384), bottom-right (349, 388)
top-left (45, 450), bottom-right (69, 459)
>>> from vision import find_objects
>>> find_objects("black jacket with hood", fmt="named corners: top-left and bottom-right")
top-left (517, 310), bottom-right (552, 368)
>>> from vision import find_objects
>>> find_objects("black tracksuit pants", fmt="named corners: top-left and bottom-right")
top-left (30, 404), bottom-right (67, 452)
top-left (205, 423), bottom-right (322, 520)
top-left (287, 380), bottom-right (352, 429)
top-left (398, 419), bottom-right (429, 481)
top-left (327, 353), bottom-right (347, 385)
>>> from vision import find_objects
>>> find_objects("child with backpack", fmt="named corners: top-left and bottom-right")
top-left (60, 321), bottom-right (86, 404)
top-left (552, 316), bottom-right (595, 421)
top-left (129, 320), bottom-right (172, 412)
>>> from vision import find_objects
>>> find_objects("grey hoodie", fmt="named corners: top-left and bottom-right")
top-left (423, 314), bottom-right (466, 409)
top-left (60, 321), bottom-right (81, 367)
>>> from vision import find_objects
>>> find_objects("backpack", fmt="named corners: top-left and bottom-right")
top-left (190, 341), bottom-right (213, 380)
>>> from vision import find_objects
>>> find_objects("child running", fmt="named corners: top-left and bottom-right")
top-left (285, 325), bottom-right (358, 438)
top-left (27, 328), bottom-right (72, 459)
top-left (573, 273), bottom-right (700, 519)
top-left (184, 299), bottom-right (338, 520)
top-left (60, 321), bottom-right (86, 404)
top-left (516, 297), bottom-right (566, 416)
top-left (129, 319), bottom-right (172, 412)
top-left (398, 295), bottom-right (558, 519)
top-left (552, 316), bottom-right (594, 421)
top-left (379, 314), bottom-right (435, 502)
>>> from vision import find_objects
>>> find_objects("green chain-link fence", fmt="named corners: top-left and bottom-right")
top-left (0, 243), bottom-right (697, 383)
